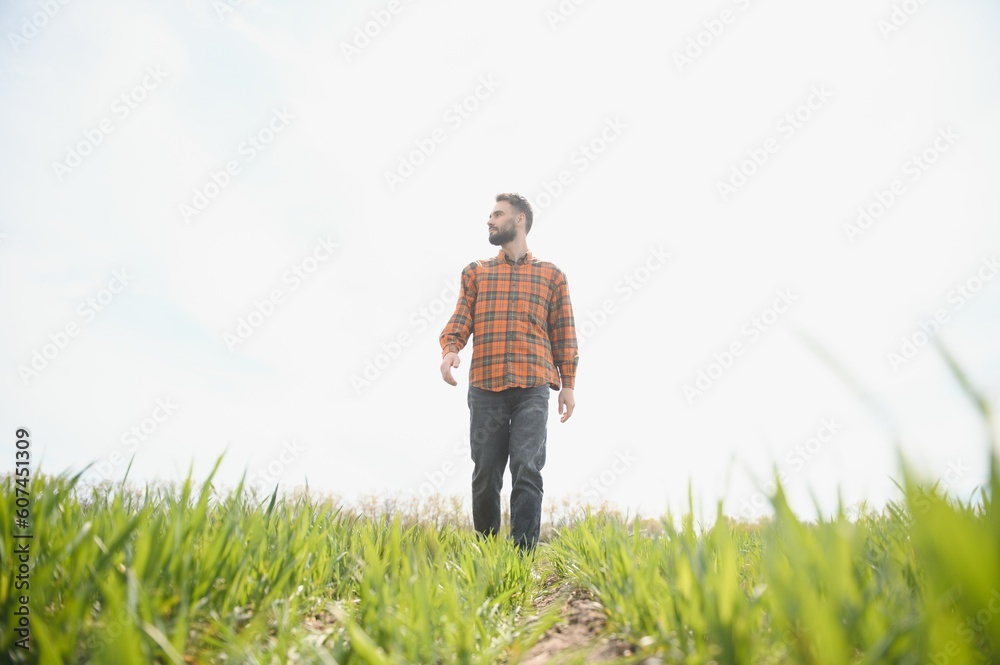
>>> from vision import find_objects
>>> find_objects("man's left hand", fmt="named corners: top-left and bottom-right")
top-left (558, 388), bottom-right (575, 423)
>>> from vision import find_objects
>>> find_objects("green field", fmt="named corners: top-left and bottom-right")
top-left (1, 445), bottom-right (998, 664)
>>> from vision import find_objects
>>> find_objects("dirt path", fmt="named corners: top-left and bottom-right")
top-left (514, 565), bottom-right (642, 665)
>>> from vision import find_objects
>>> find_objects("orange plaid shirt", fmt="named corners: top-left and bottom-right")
top-left (440, 248), bottom-right (579, 392)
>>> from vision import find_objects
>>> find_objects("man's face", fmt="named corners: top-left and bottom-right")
top-left (487, 201), bottom-right (520, 246)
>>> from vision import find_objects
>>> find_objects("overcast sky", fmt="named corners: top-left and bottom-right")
top-left (2, 0), bottom-right (998, 522)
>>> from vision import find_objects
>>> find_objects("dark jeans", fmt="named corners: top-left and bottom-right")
top-left (467, 384), bottom-right (549, 550)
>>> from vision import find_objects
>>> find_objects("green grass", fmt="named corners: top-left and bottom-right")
top-left (547, 451), bottom-right (999, 664)
top-left (0, 460), bottom-right (541, 664)
top-left (1, 448), bottom-right (997, 664)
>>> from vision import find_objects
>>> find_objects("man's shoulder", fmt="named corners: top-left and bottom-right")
top-left (529, 256), bottom-right (560, 270)
top-left (460, 256), bottom-right (496, 273)
top-left (529, 257), bottom-right (567, 282)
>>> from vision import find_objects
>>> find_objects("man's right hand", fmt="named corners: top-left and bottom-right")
top-left (440, 352), bottom-right (460, 386)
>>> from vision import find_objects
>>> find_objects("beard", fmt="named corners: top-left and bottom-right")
top-left (488, 222), bottom-right (516, 245)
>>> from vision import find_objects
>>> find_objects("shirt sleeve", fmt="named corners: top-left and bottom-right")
top-left (439, 263), bottom-right (477, 358)
top-left (547, 271), bottom-right (579, 389)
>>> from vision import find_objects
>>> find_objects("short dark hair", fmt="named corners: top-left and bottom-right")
top-left (496, 193), bottom-right (533, 235)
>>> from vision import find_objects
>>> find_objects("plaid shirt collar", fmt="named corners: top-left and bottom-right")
top-left (498, 248), bottom-right (533, 265)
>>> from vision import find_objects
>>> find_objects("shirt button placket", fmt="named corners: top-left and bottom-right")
top-left (506, 260), bottom-right (516, 387)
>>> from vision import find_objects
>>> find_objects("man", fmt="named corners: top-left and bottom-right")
top-left (439, 192), bottom-right (579, 552)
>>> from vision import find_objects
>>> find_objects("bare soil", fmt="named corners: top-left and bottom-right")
top-left (516, 569), bottom-right (639, 665)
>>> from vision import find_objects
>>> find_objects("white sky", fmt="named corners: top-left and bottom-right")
top-left (2, 0), bottom-right (999, 522)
